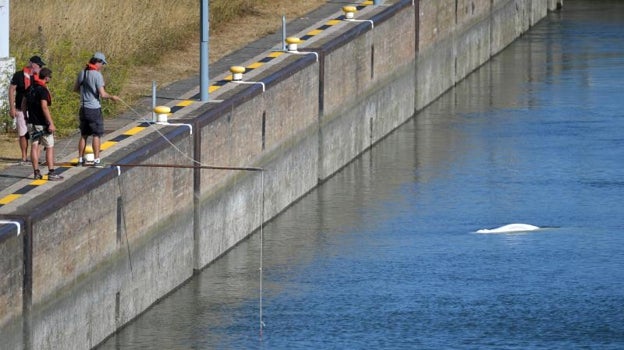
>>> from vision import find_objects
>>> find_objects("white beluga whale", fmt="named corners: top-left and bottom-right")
top-left (476, 223), bottom-right (540, 234)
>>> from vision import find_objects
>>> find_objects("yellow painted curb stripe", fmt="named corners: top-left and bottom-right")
top-left (0, 194), bottom-right (21, 205)
top-left (247, 62), bottom-right (264, 69)
top-left (124, 126), bottom-right (146, 135)
top-left (100, 141), bottom-right (117, 151)
top-left (307, 29), bottom-right (323, 36)
top-left (177, 100), bottom-right (194, 107)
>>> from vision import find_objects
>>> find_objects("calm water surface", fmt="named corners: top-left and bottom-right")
top-left (98, 1), bottom-right (624, 349)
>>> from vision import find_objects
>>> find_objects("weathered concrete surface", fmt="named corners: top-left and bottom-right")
top-left (319, 1), bottom-right (416, 179)
top-left (0, 223), bottom-right (22, 348)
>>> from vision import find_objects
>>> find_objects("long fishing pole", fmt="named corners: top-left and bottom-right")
top-left (107, 162), bottom-right (263, 172)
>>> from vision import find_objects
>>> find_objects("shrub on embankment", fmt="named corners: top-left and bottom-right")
top-left (6, 0), bottom-right (254, 136)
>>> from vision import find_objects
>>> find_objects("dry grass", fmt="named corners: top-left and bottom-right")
top-left (0, 133), bottom-right (21, 159)
top-left (10, 0), bottom-right (256, 62)
top-left (127, 0), bottom-right (326, 97)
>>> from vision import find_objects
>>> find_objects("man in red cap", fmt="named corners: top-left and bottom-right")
top-left (8, 55), bottom-right (46, 165)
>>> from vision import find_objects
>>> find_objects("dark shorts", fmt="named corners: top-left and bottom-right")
top-left (79, 107), bottom-right (104, 137)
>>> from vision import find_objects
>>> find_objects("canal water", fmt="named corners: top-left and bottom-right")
top-left (98, 1), bottom-right (624, 349)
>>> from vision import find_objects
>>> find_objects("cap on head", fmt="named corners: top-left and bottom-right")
top-left (29, 55), bottom-right (46, 67)
top-left (93, 52), bottom-right (108, 65)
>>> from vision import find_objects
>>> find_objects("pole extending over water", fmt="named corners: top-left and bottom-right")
top-left (107, 162), bottom-right (263, 172)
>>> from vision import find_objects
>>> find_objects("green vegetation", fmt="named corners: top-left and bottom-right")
top-left (7, 0), bottom-right (255, 136)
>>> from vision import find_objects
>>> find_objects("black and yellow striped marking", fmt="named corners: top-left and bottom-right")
top-left (0, 176), bottom-right (64, 207)
top-left (204, 1), bottom-right (372, 94)
top-left (0, 1), bottom-right (373, 209)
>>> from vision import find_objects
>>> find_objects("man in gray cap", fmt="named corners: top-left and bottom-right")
top-left (8, 55), bottom-right (45, 164)
top-left (73, 52), bottom-right (120, 166)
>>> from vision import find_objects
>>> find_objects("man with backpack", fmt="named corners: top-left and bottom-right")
top-left (8, 55), bottom-right (45, 165)
top-left (22, 67), bottom-right (63, 181)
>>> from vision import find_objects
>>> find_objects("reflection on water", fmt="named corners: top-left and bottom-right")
top-left (98, 1), bottom-right (624, 349)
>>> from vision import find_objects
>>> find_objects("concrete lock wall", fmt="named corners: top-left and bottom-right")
top-left (417, 0), bottom-right (541, 110)
top-left (0, 223), bottom-right (23, 348)
top-left (195, 58), bottom-right (320, 267)
top-left (0, 0), bottom-right (559, 348)
top-left (319, 1), bottom-right (417, 180)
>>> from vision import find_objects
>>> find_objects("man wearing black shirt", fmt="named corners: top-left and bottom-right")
top-left (22, 68), bottom-right (63, 181)
top-left (9, 55), bottom-right (45, 164)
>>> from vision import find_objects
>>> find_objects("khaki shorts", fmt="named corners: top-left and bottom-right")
top-left (28, 124), bottom-right (54, 148)
top-left (14, 110), bottom-right (28, 137)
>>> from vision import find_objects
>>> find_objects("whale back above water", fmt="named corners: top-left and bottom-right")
top-left (476, 223), bottom-right (540, 234)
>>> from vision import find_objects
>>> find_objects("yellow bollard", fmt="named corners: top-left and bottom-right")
top-left (230, 66), bottom-right (246, 81)
top-left (343, 6), bottom-right (357, 19)
top-left (285, 37), bottom-right (301, 52)
top-left (154, 105), bottom-right (171, 123)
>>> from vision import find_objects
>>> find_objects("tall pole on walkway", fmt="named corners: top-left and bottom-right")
top-left (200, 0), bottom-right (209, 101)
top-left (1, 0), bottom-right (16, 113)
top-left (0, 0), bottom-right (9, 58)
